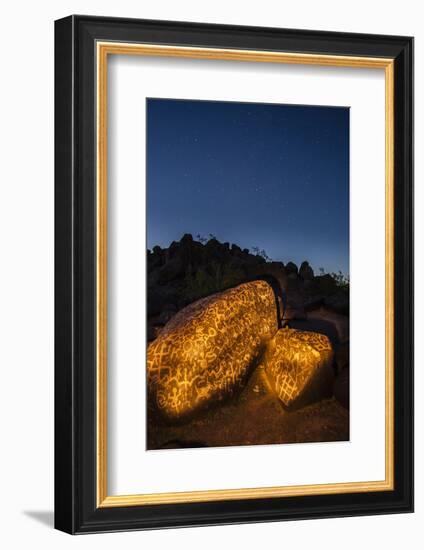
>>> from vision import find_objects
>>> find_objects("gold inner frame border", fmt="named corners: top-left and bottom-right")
top-left (96, 42), bottom-right (394, 508)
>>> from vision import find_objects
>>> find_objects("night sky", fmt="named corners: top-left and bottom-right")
top-left (146, 98), bottom-right (349, 275)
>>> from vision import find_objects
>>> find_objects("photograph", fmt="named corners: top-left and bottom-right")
top-left (146, 98), bottom-right (350, 450)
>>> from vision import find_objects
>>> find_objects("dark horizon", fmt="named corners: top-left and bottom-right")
top-left (147, 98), bottom-right (349, 275)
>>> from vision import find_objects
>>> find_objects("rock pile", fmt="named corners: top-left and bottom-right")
top-left (147, 234), bottom-right (350, 422)
top-left (148, 234), bottom-right (348, 336)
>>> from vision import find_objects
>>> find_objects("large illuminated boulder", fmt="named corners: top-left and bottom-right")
top-left (261, 327), bottom-right (334, 409)
top-left (147, 280), bottom-right (279, 421)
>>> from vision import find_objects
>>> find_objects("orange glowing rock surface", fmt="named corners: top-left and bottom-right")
top-left (261, 327), bottom-right (334, 408)
top-left (147, 280), bottom-right (279, 421)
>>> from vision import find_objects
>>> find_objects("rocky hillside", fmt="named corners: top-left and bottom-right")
top-left (147, 233), bottom-right (349, 342)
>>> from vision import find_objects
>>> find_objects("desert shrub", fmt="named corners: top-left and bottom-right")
top-left (251, 246), bottom-right (271, 261)
top-left (316, 268), bottom-right (349, 294)
top-left (330, 271), bottom-right (350, 289)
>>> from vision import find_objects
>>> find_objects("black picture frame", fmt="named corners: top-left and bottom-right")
top-left (55, 15), bottom-right (414, 534)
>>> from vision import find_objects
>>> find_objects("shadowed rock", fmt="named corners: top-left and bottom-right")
top-left (299, 261), bottom-right (314, 281)
top-left (307, 306), bottom-right (349, 344)
top-left (147, 280), bottom-right (279, 422)
top-left (334, 368), bottom-right (349, 409)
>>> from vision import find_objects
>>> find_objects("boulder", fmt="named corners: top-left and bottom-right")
top-left (285, 261), bottom-right (298, 276)
top-left (299, 261), bottom-right (314, 281)
top-left (261, 327), bottom-right (334, 409)
top-left (180, 233), bottom-right (194, 244)
top-left (247, 261), bottom-right (287, 296)
top-left (283, 304), bottom-right (306, 321)
top-left (335, 342), bottom-right (349, 373)
top-left (157, 309), bottom-right (177, 325)
top-left (287, 318), bottom-right (339, 347)
top-left (324, 290), bottom-right (349, 315)
top-left (147, 280), bottom-right (279, 421)
top-left (307, 306), bottom-right (349, 344)
top-left (166, 240), bottom-right (181, 260)
top-left (334, 367), bottom-right (349, 409)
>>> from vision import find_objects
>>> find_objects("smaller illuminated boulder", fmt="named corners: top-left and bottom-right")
top-left (147, 280), bottom-right (279, 421)
top-left (261, 327), bottom-right (334, 409)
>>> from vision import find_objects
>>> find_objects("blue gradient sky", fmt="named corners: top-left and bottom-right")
top-left (147, 98), bottom-right (349, 275)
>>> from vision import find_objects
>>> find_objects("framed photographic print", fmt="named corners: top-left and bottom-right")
top-left (54, 15), bottom-right (414, 533)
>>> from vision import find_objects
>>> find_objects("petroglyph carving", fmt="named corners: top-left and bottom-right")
top-left (147, 280), bottom-right (279, 421)
top-left (261, 327), bottom-right (334, 408)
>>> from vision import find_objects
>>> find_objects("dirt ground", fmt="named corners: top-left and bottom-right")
top-left (147, 365), bottom-right (349, 450)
